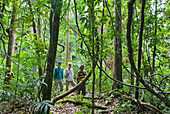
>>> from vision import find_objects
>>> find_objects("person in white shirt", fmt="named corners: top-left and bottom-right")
top-left (65, 63), bottom-right (76, 91)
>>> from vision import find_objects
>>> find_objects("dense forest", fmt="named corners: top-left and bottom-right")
top-left (0, 0), bottom-right (169, 113)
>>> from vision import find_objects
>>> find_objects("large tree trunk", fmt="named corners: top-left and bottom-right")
top-left (42, 0), bottom-right (62, 113)
top-left (135, 0), bottom-right (145, 100)
top-left (5, 1), bottom-right (17, 83)
top-left (113, 0), bottom-right (122, 89)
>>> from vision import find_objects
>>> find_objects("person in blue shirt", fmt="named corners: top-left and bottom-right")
top-left (54, 61), bottom-right (64, 92)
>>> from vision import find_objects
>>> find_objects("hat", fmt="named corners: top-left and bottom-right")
top-left (58, 61), bottom-right (62, 64)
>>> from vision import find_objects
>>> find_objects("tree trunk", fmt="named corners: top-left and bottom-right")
top-left (28, 0), bottom-right (43, 78)
top-left (5, 1), bottom-right (17, 83)
top-left (152, 0), bottom-right (157, 73)
top-left (113, 0), bottom-right (122, 89)
top-left (38, 8), bottom-right (42, 40)
top-left (43, 14), bottom-right (47, 43)
top-left (91, 0), bottom-right (95, 113)
top-left (65, 10), bottom-right (69, 65)
top-left (131, 22), bottom-right (134, 90)
top-left (135, 0), bottom-right (145, 100)
top-left (37, 8), bottom-right (43, 77)
top-left (42, 0), bottom-right (62, 113)
top-left (99, 0), bottom-right (105, 93)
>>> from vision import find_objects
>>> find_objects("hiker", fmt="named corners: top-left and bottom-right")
top-left (54, 61), bottom-right (64, 92)
top-left (65, 63), bottom-right (76, 91)
top-left (77, 64), bottom-right (86, 96)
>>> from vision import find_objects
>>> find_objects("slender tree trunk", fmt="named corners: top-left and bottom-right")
top-left (90, 0), bottom-right (95, 113)
top-left (28, 0), bottom-right (43, 77)
top-left (65, 10), bottom-right (69, 65)
top-left (135, 0), bottom-right (145, 100)
top-left (5, 0), bottom-right (17, 110)
top-left (38, 8), bottom-right (42, 40)
top-left (152, 0), bottom-right (157, 73)
top-left (99, 0), bottom-right (105, 93)
top-left (42, 0), bottom-right (62, 113)
top-left (37, 7), bottom-right (45, 100)
top-left (37, 8), bottom-right (43, 77)
top-left (43, 15), bottom-right (47, 43)
top-left (131, 22), bottom-right (134, 89)
top-left (149, 0), bottom-right (158, 104)
top-left (5, 0), bottom-right (17, 83)
top-left (42, 13), bottom-right (47, 75)
top-left (99, 54), bottom-right (102, 93)
top-left (113, 0), bottom-right (122, 89)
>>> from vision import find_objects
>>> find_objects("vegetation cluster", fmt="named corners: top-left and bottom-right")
top-left (0, 0), bottom-right (169, 113)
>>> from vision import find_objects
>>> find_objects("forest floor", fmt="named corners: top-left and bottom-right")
top-left (50, 92), bottom-right (153, 114)
top-left (0, 92), bottom-right (156, 114)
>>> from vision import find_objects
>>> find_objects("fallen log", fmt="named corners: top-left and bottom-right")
top-left (52, 70), bottom-right (91, 104)
top-left (58, 99), bottom-right (107, 110)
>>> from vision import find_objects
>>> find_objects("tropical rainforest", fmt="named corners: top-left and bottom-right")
top-left (0, 0), bottom-right (169, 113)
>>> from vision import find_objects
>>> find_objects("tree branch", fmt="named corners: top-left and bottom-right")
top-left (144, 79), bottom-right (167, 97)
top-left (73, 0), bottom-right (92, 57)
top-left (158, 2), bottom-right (170, 19)
top-left (121, 92), bottom-right (163, 114)
top-left (96, 63), bottom-right (145, 89)
top-left (104, 0), bottom-right (113, 26)
top-left (159, 75), bottom-right (170, 87)
top-left (0, 21), bottom-right (7, 36)
top-left (0, 21), bottom-right (8, 64)
top-left (57, 43), bottom-right (65, 53)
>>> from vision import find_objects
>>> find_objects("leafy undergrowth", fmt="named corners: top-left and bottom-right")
top-left (50, 92), bottom-right (156, 114)
top-left (1, 92), bottom-right (169, 114)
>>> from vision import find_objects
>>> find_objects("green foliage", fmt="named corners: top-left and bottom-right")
top-left (0, 0), bottom-right (170, 113)
top-left (30, 100), bottom-right (55, 113)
